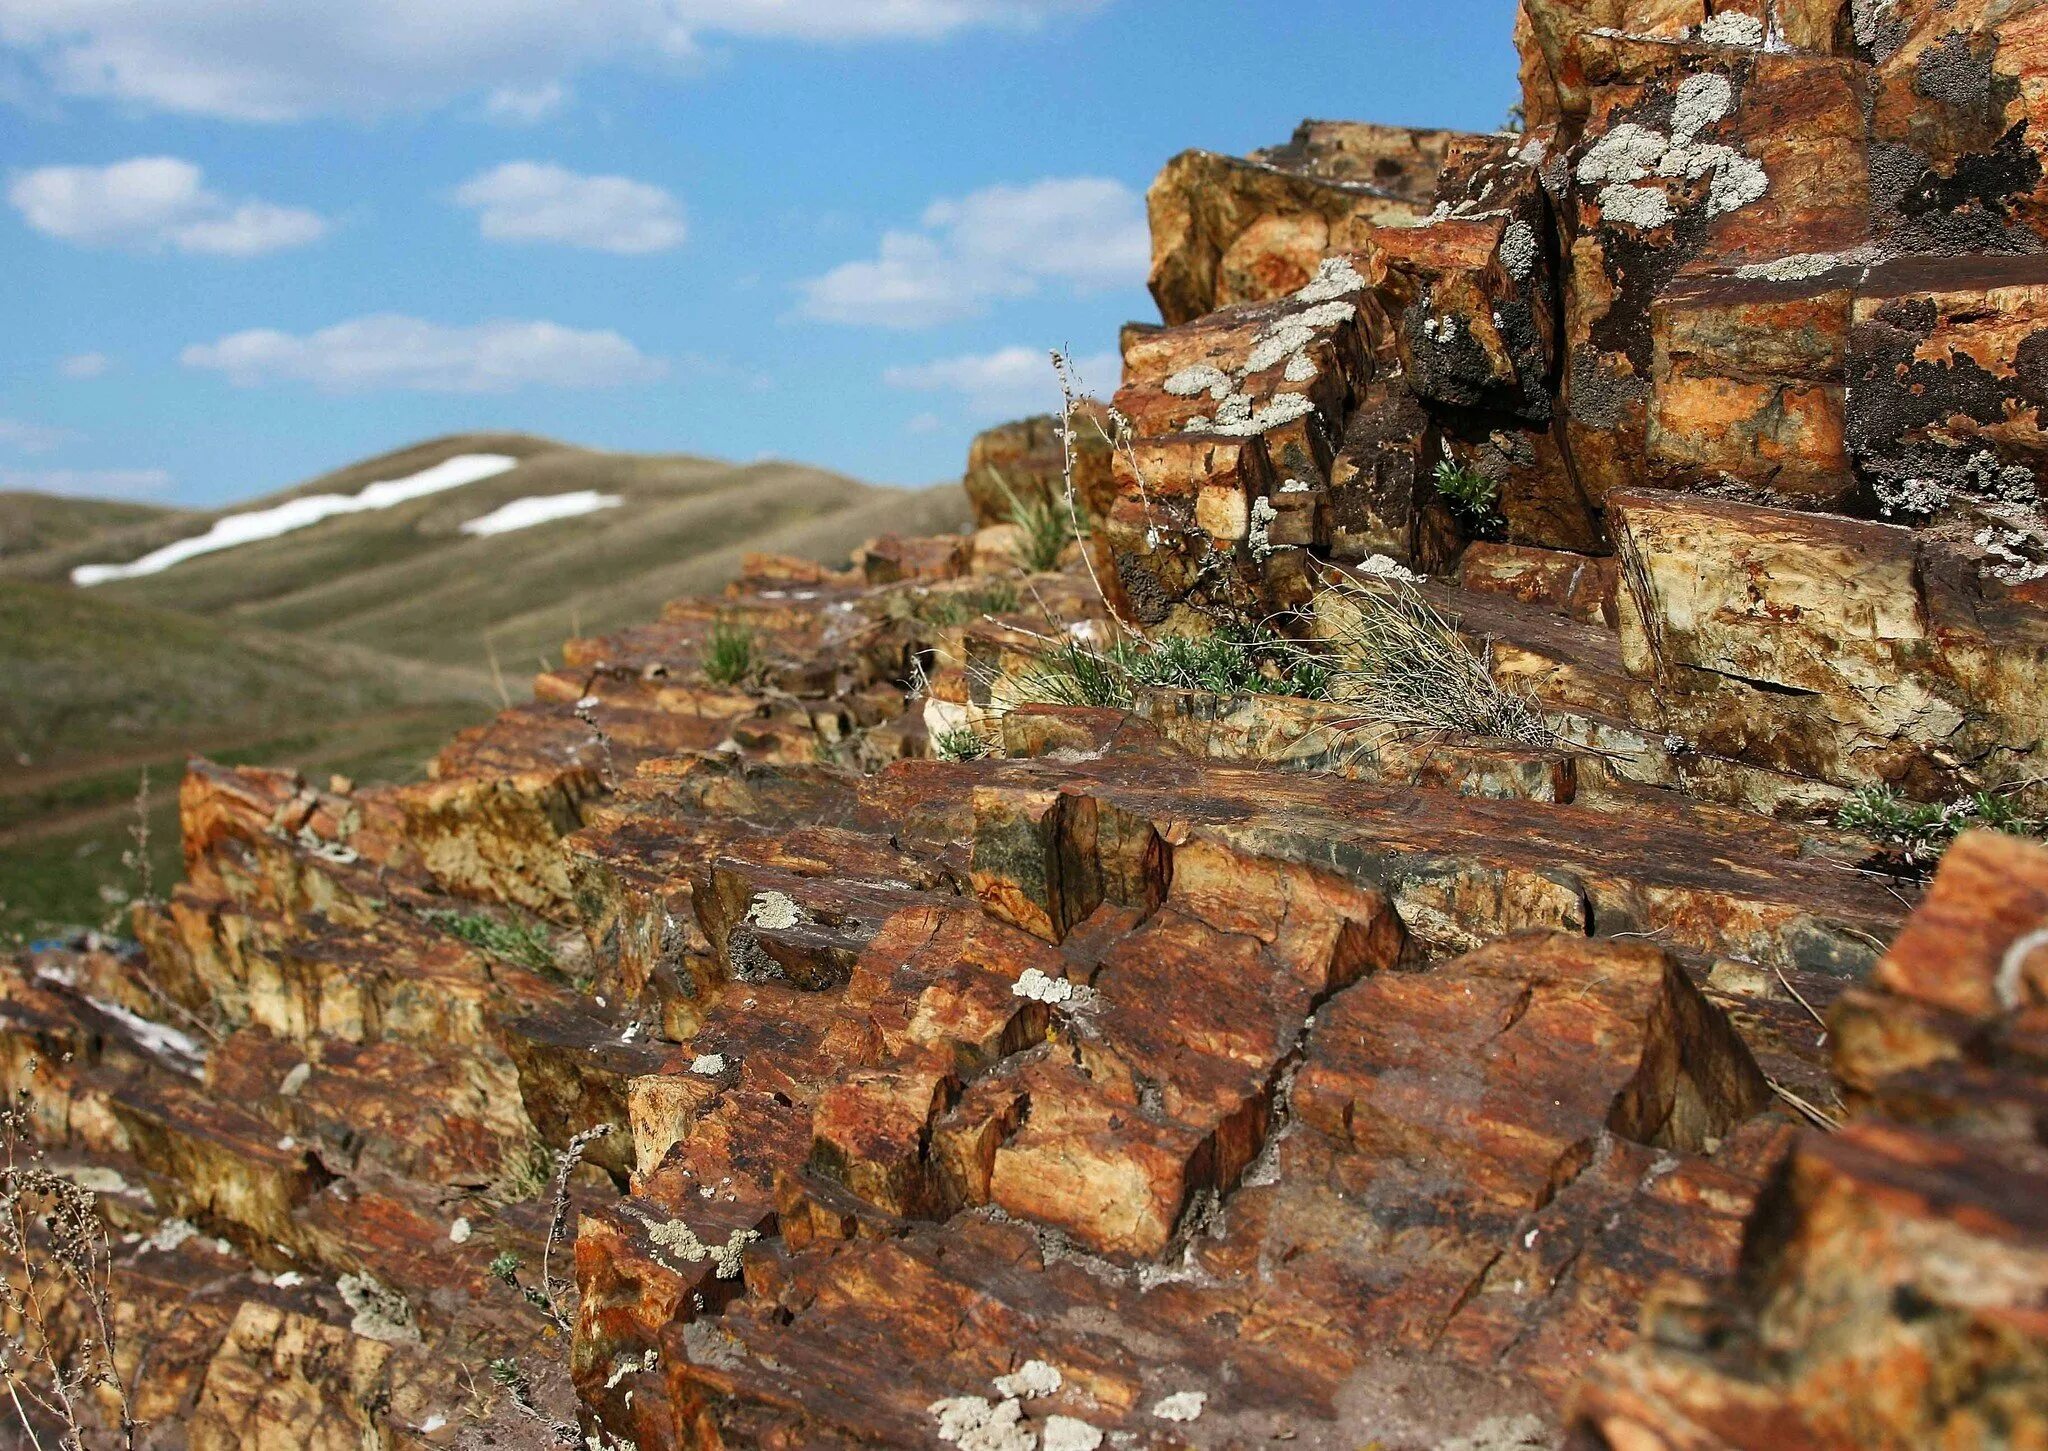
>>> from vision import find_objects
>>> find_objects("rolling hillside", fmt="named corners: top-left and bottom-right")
top-left (0, 492), bottom-right (193, 561)
top-left (0, 433), bottom-right (970, 935)
top-left (6, 433), bottom-right (970, 670)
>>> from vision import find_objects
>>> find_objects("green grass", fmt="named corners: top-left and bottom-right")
top-left (987, 467), bottom-right (1076, 573)
top-left (1433, 460), bottom-right (1501, 528)
top-left (1010, 627), bottom-right (1330, 711)
top-left (0, 579), bottom-right (486, 774)
top-left (0, 493), bottom-right (186, 562)
top-left (420, 907), bottom-right (555, 973)
top-left (703, 617), bottom-right (758, 685)
top-left (1835, 785), bottom-right (2045, 872)
top-left (908, 582), bottom-right (1022, 627)
top-left (932, 727), bottom-right (994, 761)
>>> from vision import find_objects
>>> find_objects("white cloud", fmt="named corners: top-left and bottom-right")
top-left (180, 314), bottom-right (667, 393)
top-left (885, 346), bottom-right (1120, 417)
top-left (484, 80), bottom-right (568, 124)
top-left (7, 157), bottom-right (325, 256)
top-left (58, 352), bottom-right (111, 379)
top-left (453, 162), bottom-right (686, 254)
top-left (0, 1), bottom-right (1102, 122)
top-left (0, 467), bottom-right (172, 498)
top-left (799, 178), bottom-right (1147, 328)
top-left (0, 419), bottom-right (72, 453)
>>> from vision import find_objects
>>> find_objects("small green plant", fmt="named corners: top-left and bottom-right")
top-left (1433, 458), bottom-right (1501, 528)
top-left (703, 616), bottom-right (758, 686)
top-left (988, 468), bottom-right (1077, 574)
top-left (910, 581), bottom-right (1023, 627)
top-left (1007, 626), bottom-right (1330, 713)
top-left (932, 727), bottom-right (994, 761)
top-left (1835, 785), bottom-right (2044, 872)
top-left (422, 909), bottom-right (555, 974)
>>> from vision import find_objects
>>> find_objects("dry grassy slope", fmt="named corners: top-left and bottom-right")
top-left (0, 493), bottom-right (193, 561)
top-left (2, 434), bottom-right (972, 670)
top-left (0, 432), bottom-right (967, 934)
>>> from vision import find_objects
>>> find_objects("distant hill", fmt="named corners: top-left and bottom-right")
top-left (0, 492), bottom-right (193, 561)
top-left (3, 433), bottom-right (971, 671)
top-left (0, 433), bottom-right (969, 936)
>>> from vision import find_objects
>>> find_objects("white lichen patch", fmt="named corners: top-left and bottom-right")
top-left (1292, 255), bottom-right (1368, 304)
top-left (1597, 183), bottom-right (1676, 229)
top-left (1733, 247), bottom-right (1869, 282)
top-left (142, 1218), bottom-right (198, 1254)
top-left (1042, 1416), bottom-right (1103, 1451)
top-left (1248, 496), bottom-right (1279, 560)
top-left (1575, 80), bottom-right (1766, 229)
top-left (929, 1395), bottom-right (1036, 1451)
top-left (745, 891), bottom-right (804, 931)
top-left (1283, 352), bottom-right (1319, 384)
top-left (337, 1272), bottom-right (421, 1344)
top-left (1695, 10), bottom-right (1765, 45)
top-left (1163, 364), bottom-right (1231, 399)
top-left (1577, 123), bottom-right (1669, 186)
top-left (993, 1359), bottom-right (1063, 1399)
top-left (1354, 553), bottom-right (1423, 584)
top-left (1012, 968), bottom-right (1073, 1005)
top-left (690, 1053), bottom-right (727, 1076)
top-left (635, 1213), bottom-right (758, 1279)
top-left (449, 1217), bottom-right (472, 1244)
top-left (1671, 73), bottom-right (1734, 141)
top-left (1151, 1391), bottom-right (1207, 1422)
top-left (1499, 219), bottom-right (1539, 280)
top-left (53, 1164), bottom-right (138, 1196)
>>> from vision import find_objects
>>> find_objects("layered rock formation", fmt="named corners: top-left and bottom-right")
top-left (8, 2), bottom-right (2048, 1449)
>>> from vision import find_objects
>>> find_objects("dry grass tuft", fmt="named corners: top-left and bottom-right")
top-left (1310, 579), bottom-right (1554, 748)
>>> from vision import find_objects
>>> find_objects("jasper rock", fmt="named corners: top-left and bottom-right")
top-left (1648, 265), bottom-right (1857, 503)
top-left (1846, 253), bottom-right (2048, 582)
top-left (1148, 121), bottom-right (1477, 326)
top-left (963, 403), bottom-right (1117, 531)
top-left (1559, 37), bottom-right (1870, 505)
top-left (1867, 0), bottom-right (2048, 251)
top-left (1572, 1120), bottom-right (2048, 1449)
top-left (1612, 487), bottom-right (2048, 799)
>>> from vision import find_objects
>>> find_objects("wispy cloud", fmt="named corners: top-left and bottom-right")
top-left (0, 418), bottom-right (72, 453)
top-left (799, 178), bottom-right (1147, 328)
top-left (180, 314), bottom-right (667, 393)
top-left (885, 345), bottom-right (1120, 417)
top-left (453, 161), bottom-right (686, 254)
top-left (57, 352), bottom-right (111, 379)
top-left (0, 1), bottom-right (1104, 121)
top-left (0, 467), bottom-right (172, 498)
top-left (7, 157), bottom-right (325, 257)
top-left (483, 80), bottom-right (568, 125)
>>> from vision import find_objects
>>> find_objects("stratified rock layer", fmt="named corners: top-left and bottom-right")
top-left (10, 1), bottom-right (2048, 1447)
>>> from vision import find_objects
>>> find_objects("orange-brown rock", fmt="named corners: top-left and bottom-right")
top-left (1148, 121), bottom-right (1479, 326)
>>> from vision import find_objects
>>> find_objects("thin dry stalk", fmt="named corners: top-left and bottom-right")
top-left (0, 1072), bottom-right (135, 1450)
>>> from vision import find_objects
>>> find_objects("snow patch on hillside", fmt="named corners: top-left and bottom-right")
top-left (460, 490), bottom-right (622, 537)
top-left (72, 453), bottom-right (519, 585)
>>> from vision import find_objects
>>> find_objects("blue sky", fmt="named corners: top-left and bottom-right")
top-left (3, 0), bottom-right (1520, 507)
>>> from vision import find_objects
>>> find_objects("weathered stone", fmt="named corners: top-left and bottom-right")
top-left (1612, 487), bottom-right (2048, 800)
top-left (1148, 122), bottom-right (1476, 326)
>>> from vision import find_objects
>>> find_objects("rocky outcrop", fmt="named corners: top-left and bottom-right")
top-left (9, 1), bottom-right (2048, 1447)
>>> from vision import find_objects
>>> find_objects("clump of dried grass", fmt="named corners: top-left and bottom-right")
top-left (1308, 578), bottom-right (1555, 748)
